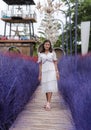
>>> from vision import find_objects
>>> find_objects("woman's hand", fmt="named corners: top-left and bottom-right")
top-left (38, 74), bottom-right (42, 81)
top-left (56, 71), bottom-right (60, 80)
top-left (38, 63), bottom-right (42, 81)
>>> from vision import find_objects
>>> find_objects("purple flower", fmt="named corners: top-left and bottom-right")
top-left (0, 52), bottom-right (39, 130)
top-left (58, 54), bottom-right (91, 130)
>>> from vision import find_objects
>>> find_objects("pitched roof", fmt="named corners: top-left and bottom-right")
top-left (3, 0), bottom-right (35, 5)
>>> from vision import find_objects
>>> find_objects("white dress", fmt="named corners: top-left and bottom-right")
top-left (38, 51), bottom-right (58, 93)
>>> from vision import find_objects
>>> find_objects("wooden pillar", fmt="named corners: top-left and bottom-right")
top-left (29, 23), bottom-right (31, 39)
top-left (4, 22), bottom-right (7, 36)
top-left (9, 23), bottom-right (12, 37)
top-left (32, 22), bottom-right (34, 37)
top-left (30, 43), bottom-right (34, 56)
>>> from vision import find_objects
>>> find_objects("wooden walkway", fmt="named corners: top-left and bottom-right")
top-left (9, 86), bottom-right (74, 130)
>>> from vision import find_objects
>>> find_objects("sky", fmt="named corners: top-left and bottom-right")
top-left (0, 0), bottom-right (65, 36)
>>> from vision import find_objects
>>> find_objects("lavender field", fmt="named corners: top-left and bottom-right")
top-left (58, 54), bottom-right (91, 130)
top-left (0, 52), bottom-right (91, 130)
top-left (0, 53), bottom-right (39, 130)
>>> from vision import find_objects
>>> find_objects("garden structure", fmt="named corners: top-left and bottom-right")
top-left (0, 0), bottom-right (37, 56)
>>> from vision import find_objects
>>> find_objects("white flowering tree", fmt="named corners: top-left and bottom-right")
top-left (36, 0), bottom-right (62, 46)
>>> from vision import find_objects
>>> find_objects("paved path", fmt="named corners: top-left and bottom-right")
top-left (10, 86), bottom-right (74, 130)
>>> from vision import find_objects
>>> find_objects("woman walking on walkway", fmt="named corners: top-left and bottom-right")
top-left (38, 39), bottom-right (59, 111)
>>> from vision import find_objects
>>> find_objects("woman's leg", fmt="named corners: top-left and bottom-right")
top-left (45, 92), bottom-right (52, 110)
top-left (47, 92), bottom-right (52, 103)
top-left (44, 93), bottom-right (48, 108)
top-left (46, 93), bottom-right (48, 101)
top-left (45, 92), bottom-right (52, 103)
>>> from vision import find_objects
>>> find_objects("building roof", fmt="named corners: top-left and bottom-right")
top-left (2, 0), bottom-right (35, 5)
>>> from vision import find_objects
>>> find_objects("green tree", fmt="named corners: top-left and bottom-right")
top-left (61, 0), bottom-right (91, 54)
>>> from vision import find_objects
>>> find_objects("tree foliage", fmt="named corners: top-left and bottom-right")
top-left (61, 0), bottom-right (91, 54)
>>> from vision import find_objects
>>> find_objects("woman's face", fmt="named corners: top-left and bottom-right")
top-left (44, 42), bottom-right (51, 51)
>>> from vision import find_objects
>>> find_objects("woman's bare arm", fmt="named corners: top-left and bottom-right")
top-left (54, 61), bottom-right (59, 80)
top-left (38, 63), bottom-right (42, 81)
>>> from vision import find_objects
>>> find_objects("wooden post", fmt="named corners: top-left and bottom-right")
top-left (32, 22), bottom-right (34, 37)
top-left (30, 43), bottom-right (34, 56)
top-left (9, 23), bottom-right (12, 37)
top-left (29, 23), bottom-right (31, 39)
top-left (4, 22), bottom-right (7, 36)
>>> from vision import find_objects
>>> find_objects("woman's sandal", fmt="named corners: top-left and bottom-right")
top-left (45, 103), bottom-right (51, 111)
top-left (44, 103), bottom-right (49, 108)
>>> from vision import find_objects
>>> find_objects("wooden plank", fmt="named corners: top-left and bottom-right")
top-left (0, 40), bottom-right (37, 43)
top-left (9, 86), bottom-right (74, 130)
top-left (1, 18), bottom-right (37, 23)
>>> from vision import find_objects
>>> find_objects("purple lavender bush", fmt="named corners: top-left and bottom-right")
top-left (58, 55), bottom-right (91, 130)
top-left (0, 53), bottom-right (39, 130)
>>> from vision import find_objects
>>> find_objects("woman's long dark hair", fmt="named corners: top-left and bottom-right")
top-left (40, 39), bottom-right (53, 53)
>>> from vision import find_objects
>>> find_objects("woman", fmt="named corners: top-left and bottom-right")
top-left (38, 40), bottom-right (59, 110)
